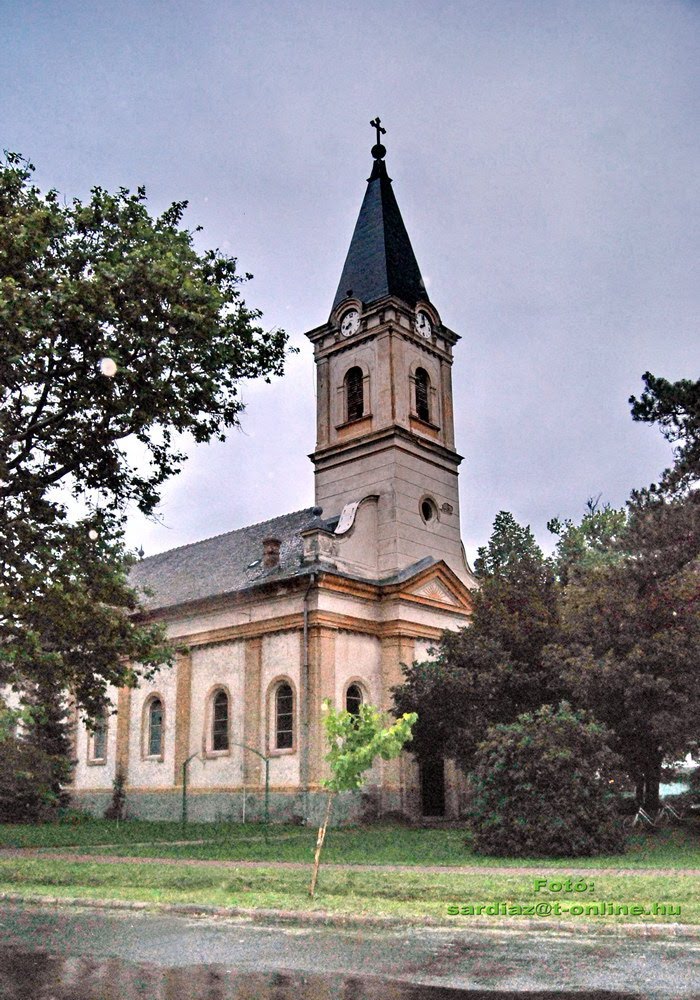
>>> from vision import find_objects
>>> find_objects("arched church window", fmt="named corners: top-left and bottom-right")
top-left (345, 683), bottom-right (363, 716)
top-left (345, 366), bottom-right (364, 422)
top-left (275, 683), bottom-right (294, 750)
top-left (147, 697), bottom-right (163, 757)
top-left (90, 711), bottom-right (108, 761)
top-left (415, 368), bottom-right (430, 423)
top-left (212, 689), bottom-right (229, 751)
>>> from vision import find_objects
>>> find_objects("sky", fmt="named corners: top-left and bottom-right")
top-left (3, 0), bottom-right (698, 564)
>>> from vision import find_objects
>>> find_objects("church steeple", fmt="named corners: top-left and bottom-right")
top-left (333, 119), bottom-right (428, 311)
top-left (305, 122), bottom-right (473, 586)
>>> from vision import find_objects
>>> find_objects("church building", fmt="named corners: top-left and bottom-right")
top-left (71, 124), bottom-right (477, 823)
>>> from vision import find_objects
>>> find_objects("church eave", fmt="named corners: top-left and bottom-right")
top-left (309, 424), bottom-right (464, 467)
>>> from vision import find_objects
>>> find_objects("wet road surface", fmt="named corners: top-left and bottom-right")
top-left (0, 902), bottom-right (697, 999)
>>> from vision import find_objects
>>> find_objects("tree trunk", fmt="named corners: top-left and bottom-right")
top-left (309, 791), bottom-right (335, 898)
top-left (642, 757), bottom-right (662, 814)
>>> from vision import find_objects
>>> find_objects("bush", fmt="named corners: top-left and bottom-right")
top-left (0, 736), bottom-right (60, 822)
top-left (614, 792), bottom-right (639, 817)
top-left (468, 702), bottom-right (626, 857)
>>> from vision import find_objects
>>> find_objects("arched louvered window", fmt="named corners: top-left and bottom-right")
top-left (415, 367), bottom-right (430, 422)
top-left (345, 366), bottom-right (364, 422)
top-left (212, 690), bottom-right (229, 751)
top-left (275, 683), bottom-right (294, 750)
top-left (345, 683), bottom-right (363, 716)
top-left (147, 698), bottom-right (163, 757)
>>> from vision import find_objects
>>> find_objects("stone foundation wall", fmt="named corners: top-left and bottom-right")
top-left (70, 786), bottom-right (393, 827)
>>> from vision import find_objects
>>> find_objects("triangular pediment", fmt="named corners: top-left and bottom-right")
top-left (410, 578), bottom-right (460, 605)
top-left (399, 561), bottom-right (475, 613)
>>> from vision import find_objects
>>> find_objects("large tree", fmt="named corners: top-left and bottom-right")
top-left (394, 374), bottom-right (699, 819)
top-left (546, 376), bottom-right (700, 812)
top-left (0, 153), bottom-right (290, 734)
top-left (547, 495), bottom-right (699, 812)
top-left (1, 152), bottom-right (288, 516)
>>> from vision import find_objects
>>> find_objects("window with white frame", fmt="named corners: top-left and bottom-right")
top-left (345, 683), bottom-right (363, 716)
top-left (146, 697), bottom-right (163, 757)
top-left (275, 682), bottom-right (294, 750)
top-left (211, 689), bottom-right (229, 752)
top-left (90, 711), bottom-right (108, 761)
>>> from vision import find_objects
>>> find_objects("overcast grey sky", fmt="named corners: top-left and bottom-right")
top-left (3, 0), bottom-right (698, 563)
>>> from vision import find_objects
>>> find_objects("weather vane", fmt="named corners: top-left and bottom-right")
top-left (370, 117), bottom-right (387, 160)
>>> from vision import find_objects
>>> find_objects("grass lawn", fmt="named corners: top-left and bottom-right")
top-left (0, 819), bottom-right (254, 850)
top-left (0, 858), bottom-right (697, 925)
top-left (2, 819), bottom-right (697, 924)
top-left (2, 818), bottom-right (699, 870)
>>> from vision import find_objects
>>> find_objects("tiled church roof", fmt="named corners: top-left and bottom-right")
top-left (332, 157), bottom-right (428, 311)
top-left (130, 507), bottom-right (326, 612)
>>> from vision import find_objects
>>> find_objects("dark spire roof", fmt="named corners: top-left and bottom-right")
top-left (332, 141), bottom-right (429, 311)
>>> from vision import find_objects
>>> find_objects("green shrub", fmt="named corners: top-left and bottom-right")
top-left (614, 792), bottom-right (639, 816)
top-left (468, 702), bottom-right (626, 857)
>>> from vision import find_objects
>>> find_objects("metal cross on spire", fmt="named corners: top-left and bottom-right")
top-left (370, 117), bottom-right (386, 143)
top-left (370, 117), bottom-right (387, 160)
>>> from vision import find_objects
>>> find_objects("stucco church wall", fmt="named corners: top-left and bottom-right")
top-left (316, 589), bottom-right (381, 624)
top-left (162, 591), bottom-right (306, 641)
top-left (333, 631), bottom-right (382, 706)
top-left (188, 640), bottom-right (245, 789)
top-left (260, 630), bottom-right (300, 786)
top-left (127, 662), bottom-right (178, 789)
top-left (413, 637), bottom-right (439, 663)
top-left (388, 598), bottom-right (468, 632)
top-left (330, 342), bottom-right (377, 432)
top-left (333, 631), bottom-right (383, 787)
top-left (72, 688), bottom-right (118, 791)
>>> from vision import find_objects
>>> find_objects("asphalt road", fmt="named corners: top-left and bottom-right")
top-left (0, 902), bottom-right (697, 999)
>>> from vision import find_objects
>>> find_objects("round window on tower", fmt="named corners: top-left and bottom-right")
top-left (420, 497), bottom-right (438, 523)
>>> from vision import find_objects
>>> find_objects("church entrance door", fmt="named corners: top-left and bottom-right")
top-left (420, 756), bottom-right (446, 817)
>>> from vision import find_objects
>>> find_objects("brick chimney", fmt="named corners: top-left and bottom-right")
top-left (262, 537), bottom-right (281, 568)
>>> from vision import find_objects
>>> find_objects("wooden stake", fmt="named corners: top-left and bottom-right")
top-left (309, 791), bottom-right (335, 897)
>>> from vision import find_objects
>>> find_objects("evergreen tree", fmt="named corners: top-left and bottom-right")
top-left (393, 512), bottom-right (560, 771)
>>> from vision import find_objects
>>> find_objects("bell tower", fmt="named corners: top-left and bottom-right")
top-left (305, 121), bottom-right (473, 586)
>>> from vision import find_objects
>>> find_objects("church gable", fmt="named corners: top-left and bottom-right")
top-left (411, 577), bottom-right (460, 606)
top-left (401, 563), bottom-right (474, 612)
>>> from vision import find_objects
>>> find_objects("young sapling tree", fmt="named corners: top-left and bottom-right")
top-left (309, 699), bottom-right (416, 897)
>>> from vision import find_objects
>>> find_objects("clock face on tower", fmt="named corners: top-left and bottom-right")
top-left (415, 310), bottom-right (433, 339)
top-left (340, 309), bottom-right (360, 338)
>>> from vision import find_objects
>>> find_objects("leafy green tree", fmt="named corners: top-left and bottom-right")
top-left (393, 512), bottom-right (560, 771)
top-left (309, 700), bottom-right (416, 897)
top-left (468, 703), bottom-right (625, 857)
top-left (548, 498), bottom-right (628, 585)
top-left (3, 512), bottom-right (170, 722)
top-left (1, 152), bottom-right (288, 517)
top-left (0, 153), bottom-right (290, 735)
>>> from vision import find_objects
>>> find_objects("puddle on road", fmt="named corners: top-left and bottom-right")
top-left (0, 948), bottom-right (645, 1000)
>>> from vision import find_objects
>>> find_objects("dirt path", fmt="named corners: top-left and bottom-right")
top-left (1, 847), bottom-right (698, 877)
